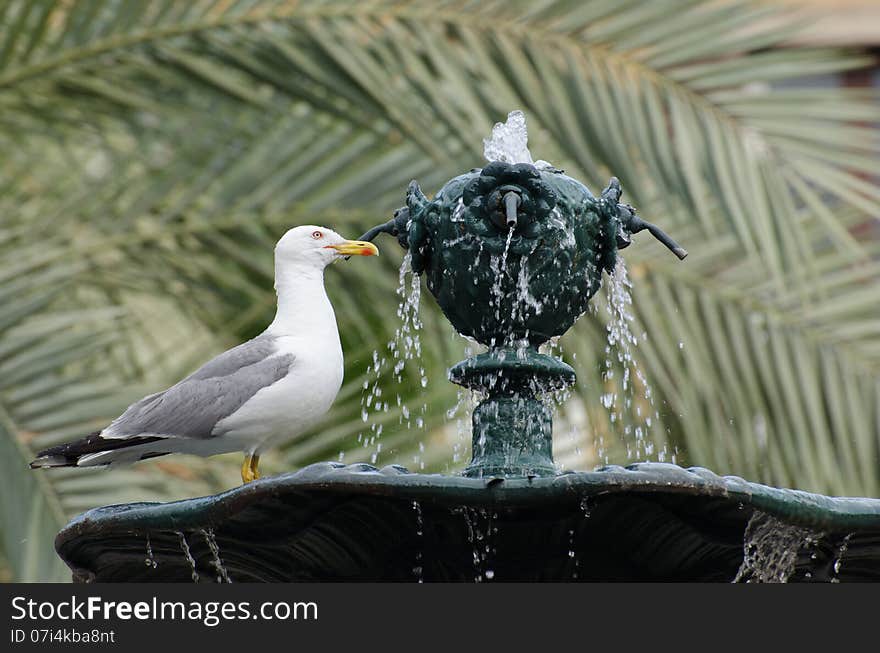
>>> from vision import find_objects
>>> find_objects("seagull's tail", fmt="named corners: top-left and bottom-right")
top-left (30, 431), bottom-right (168, 469)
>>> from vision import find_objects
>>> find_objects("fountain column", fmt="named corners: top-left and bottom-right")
top-left (449, 347), bottom-right (575, 477)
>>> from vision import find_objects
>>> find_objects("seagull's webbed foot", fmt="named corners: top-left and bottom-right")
top-left (241, 453), bottom-right (261, 484)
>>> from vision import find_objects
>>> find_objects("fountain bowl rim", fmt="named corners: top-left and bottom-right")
top-left (56, 461), bottom-right (880, 550)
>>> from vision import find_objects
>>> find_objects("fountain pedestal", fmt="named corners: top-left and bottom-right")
top-left (466, 394), bottom-right (553, 478)
top-left (448, 348), bottom-right (575, 477)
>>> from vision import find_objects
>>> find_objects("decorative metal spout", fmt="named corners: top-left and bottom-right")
top-left (620, 210), bottom-right (688, 260)
top-left (357, 205), bottom-right (411, 250)
top-left (602, 177), bottom-right (688, 260)
top-left (361, 163), bottom-right (686, 478)
top-left (502, 190), bottom-right (520, 230)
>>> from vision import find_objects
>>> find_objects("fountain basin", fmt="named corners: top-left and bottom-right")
top-left (56, 462), bottom-right (880, 582)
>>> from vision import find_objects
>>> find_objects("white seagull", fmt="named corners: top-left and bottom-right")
top-left (30, 225), bottom-right (378, 483)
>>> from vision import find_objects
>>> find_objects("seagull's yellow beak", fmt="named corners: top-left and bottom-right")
top-left (325, 240), bottom-right (379, 257)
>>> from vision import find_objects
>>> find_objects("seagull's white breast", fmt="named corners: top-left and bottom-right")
top-left (211, 332), bottom-right (344, 454)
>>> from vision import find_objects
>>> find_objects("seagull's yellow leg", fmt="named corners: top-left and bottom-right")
top-left (241, 453), bottom-right (261, 484)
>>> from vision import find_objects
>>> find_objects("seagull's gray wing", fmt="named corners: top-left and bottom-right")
top-left (103, 335), bottom-right (293, 440)
top-left (182, 333), bottom-right (278, 381)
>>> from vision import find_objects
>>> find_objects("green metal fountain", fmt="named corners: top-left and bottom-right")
top-left (361, 116), bottom-right (686, 479)
top-left (54, 112), bottom-right (880, 582)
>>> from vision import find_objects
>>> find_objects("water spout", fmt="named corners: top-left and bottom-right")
top-left (622, 212), bottom-right (688, 260)
top-left (502, 190), bottom-right (520, 230)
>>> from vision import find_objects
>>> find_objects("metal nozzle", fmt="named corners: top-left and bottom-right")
top-left (630, 216), bottom-right (688, 260)
top-left (616, 202), bottom-right (688, 261)
top-left (503, 191), bottom-right (521, 230)
top-left (357, 218), bottom-right (397, 243)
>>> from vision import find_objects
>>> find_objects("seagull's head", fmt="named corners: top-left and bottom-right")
top-left (275, 225), bottom-right (379, 269)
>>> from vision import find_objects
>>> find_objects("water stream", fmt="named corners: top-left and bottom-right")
top-left (566, 528), bottom-right (579, 580)
top-left (488, 230), bottom-right (516, 330)
top-left (176, 531), bottom-right (200, 583)
top-left (733, 512), bottom-right (820, 583)
top-left (457, 507), bottom-right (495, 582)
top-left (358, 252), bottom-right (427, 465)
top-left (444, 385), bottom-right (479, 470)
top-left (412, 500), bottom-right (424, 583)
top-left (603, 258), bottom-right (664, 462)
top-left (483, 109), bottom-right (552, 169)
top-left (144, 534), bottom-right (157, 569)
top-left (202, 528), bottom-right (231, 583)
top-left (830, 533), bottom-right (852, 583)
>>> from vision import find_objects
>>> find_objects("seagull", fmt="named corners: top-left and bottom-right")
top-left (30, 225), bottom-right (378, 484)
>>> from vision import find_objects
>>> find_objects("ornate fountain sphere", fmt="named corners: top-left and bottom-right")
top-left (403, 161), bottom-right (619, 348)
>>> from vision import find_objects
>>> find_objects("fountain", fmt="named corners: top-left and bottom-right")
top-left (54, 113), bottom-right (880, 582)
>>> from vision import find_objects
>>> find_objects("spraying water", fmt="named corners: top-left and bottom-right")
top-left (446, 385), bottom-right (479, 469)
top-left (830, 533), bottom-right (852, 583)
top-left (176, 531), bottom-right (200, 583)
top-left (603, 258), bottom-right (663, 462)
top-left (483, 110), bottom-right (552, 169)
top-left (202, 528), bottom-right (231, 583)
top-left (457, 507), bottom-right (495, 582)
top-left (488, 230), bottom-right (516, 330)
top-left (358, 252), bottom-right (428, 465)
top-left (144, 535), bottom-right (157, 569)
top-left (412, 500), bottom-right (424, 583)
top-left (733, 512), bottom-right (820, 583)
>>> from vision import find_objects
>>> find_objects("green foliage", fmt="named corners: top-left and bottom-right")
top-left (1, 0), bottom-right (878, 580)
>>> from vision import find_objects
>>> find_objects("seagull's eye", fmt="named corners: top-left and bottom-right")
top-left (311, 230), bottom-right (323, 240)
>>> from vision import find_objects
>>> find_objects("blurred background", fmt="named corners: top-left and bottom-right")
top-left (1, 0), bottom-right (878, 580)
